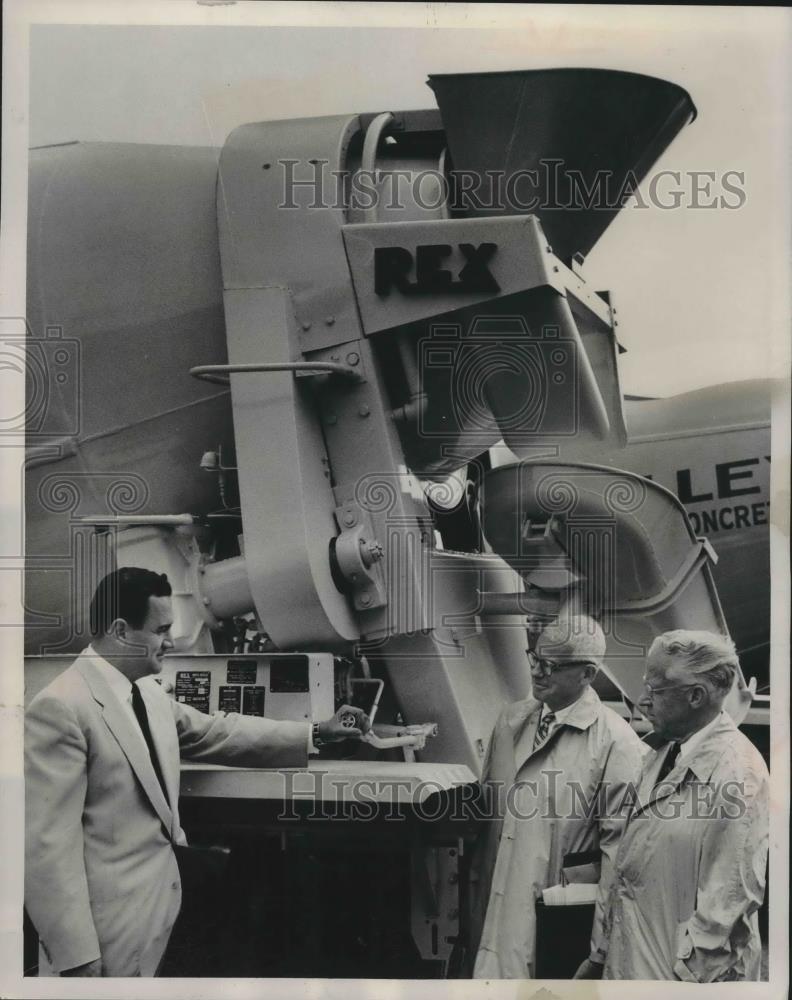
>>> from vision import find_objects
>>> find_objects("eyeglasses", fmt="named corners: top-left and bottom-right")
top-left (527, 650), bottom-right (596, 677)
top-left (641, 680), bottom-right (699, 699)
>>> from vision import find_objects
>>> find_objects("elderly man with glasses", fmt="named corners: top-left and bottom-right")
top-left (575, 629), bottom-right (769, 982)
top-left (470, 613), bottom-right (645, 979)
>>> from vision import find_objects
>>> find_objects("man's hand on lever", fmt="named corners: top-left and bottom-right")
top-left (316, 705), bottom-right (372, 743)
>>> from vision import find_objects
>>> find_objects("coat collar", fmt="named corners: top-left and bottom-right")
top-left (634, 712), bottom-right (739, 813)
top-left (507, 683), bottom-right (603, 736)
top-left (509, 685), bottom-right (603, 773)
top-left (75, 648), bottom-right (174, 835)
top-left (681, 711), bottom-right (739, 783)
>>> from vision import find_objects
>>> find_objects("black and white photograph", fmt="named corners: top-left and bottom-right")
top-left (1, 2), bottom-right (789, 997)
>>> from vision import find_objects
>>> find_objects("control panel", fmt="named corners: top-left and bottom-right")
top-left (159, 653), bottom-right (335, 722)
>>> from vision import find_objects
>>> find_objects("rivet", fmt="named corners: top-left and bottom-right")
top-left (325, 316), bottom-right (335, 326)
top-left (552, 266), bottom-right (560, 273)
top-left (326, 413), bottom-right (337, 425)
top-left (358, 405), bottom-right (370, 418)
top-left (301, 320), bottom-right (312, 331)
top-left (360, 593), bottom-right (372, 607)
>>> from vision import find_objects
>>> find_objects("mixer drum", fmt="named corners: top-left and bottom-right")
top-left (25, 142), bottom-right (233, 654)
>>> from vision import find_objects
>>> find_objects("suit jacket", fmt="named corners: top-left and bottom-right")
top-left (470, 686), bottom-right (645, 978)
top-left (25, 648), bottom-right (309, 976)
top-left (602, 713), bottom-right (769, 982)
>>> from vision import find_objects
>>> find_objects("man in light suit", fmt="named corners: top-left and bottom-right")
top-left (25, 567), bottom-right (369, 977)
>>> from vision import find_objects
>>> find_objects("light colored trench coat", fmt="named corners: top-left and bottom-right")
top-left (470, 685), bottom-right (645, 978)
top-left (602, 712), bottom-right (769, 982)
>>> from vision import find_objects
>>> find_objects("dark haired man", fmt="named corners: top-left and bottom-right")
top-left (25, 568), bottom-right (369, 977)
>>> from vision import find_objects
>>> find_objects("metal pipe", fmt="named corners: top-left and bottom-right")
top-left (351, 677), bottom-right (385, 727)
top-left (189, 362), bottom-right (362, 385)
top-left (478, 590), bottom-right (562, 616)
top-left (361, 111), bottom-right (394, 223)
top-left (74, 514), bottom-right (196, 526)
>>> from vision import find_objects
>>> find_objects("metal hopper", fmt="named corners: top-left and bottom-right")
top-left (428, 68), bottom-right (696, 261)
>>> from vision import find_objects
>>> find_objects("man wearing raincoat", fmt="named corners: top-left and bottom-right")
top-left (575, 630), bottom-right (769, 982)
top-left (470, 614), bottom-right (645, 979)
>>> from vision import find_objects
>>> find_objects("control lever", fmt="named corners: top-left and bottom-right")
top-left (362, 723), bottom-right (438, 751)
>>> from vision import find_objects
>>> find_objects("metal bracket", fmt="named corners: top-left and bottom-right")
top-left (332, 503), bottom-right (387, 611)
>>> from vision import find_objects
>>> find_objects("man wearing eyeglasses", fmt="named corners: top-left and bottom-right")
top-left (575, 630), bottom-right (769, 982)
top-left (470, 613), bottom-right (645, 979)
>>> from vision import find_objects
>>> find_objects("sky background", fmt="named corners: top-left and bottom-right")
top-left (24, 6), bottom-right (791, 397)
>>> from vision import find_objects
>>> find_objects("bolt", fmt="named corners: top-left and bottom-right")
top-left (343, 512), bottom-right (356, 527)
top-left (346, 352), bottom-right (359, 366)
top-left (360, 593), bottom-right (372, 607)
top-left (552, 265), bottom-right (560, 273)
top-left (358, 405), bottom-right (370, 418)
top-left (546, 245), bottom-right (553, 253)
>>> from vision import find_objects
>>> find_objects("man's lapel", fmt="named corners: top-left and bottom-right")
top-left (513, 686), bottom-right (602, 771)
top-left (76, 656), bottom-right (174, 833)
top-left (507, 698), bottom-right (542, 774)
top-left (138, 677), bottom-right (181, 827)
top-left (632, 714), bottom-right (735, 816)
top-left (634, 754), bottom-right (690, 814)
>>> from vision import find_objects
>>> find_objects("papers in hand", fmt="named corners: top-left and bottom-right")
top-left (542, 882), bottom-right (599, 906)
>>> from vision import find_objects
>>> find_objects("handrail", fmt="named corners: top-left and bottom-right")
top-left (189, 362), bottom-right (362, 386)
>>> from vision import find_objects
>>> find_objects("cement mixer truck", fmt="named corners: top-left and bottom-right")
top-left (22, 68), bottom-right (768, 976)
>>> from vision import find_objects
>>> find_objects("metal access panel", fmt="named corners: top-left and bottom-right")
top-left (160, 653), bottom-right (334, 722)
top-left (23, 652), bottom-right (335, 724)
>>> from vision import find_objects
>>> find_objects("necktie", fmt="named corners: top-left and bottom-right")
top-left (534, 710), bottom-right (557, 749)
top-left (654, 741), bottom-right (681, 787)
top-left (131, 682), bottom-right (170, 805)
